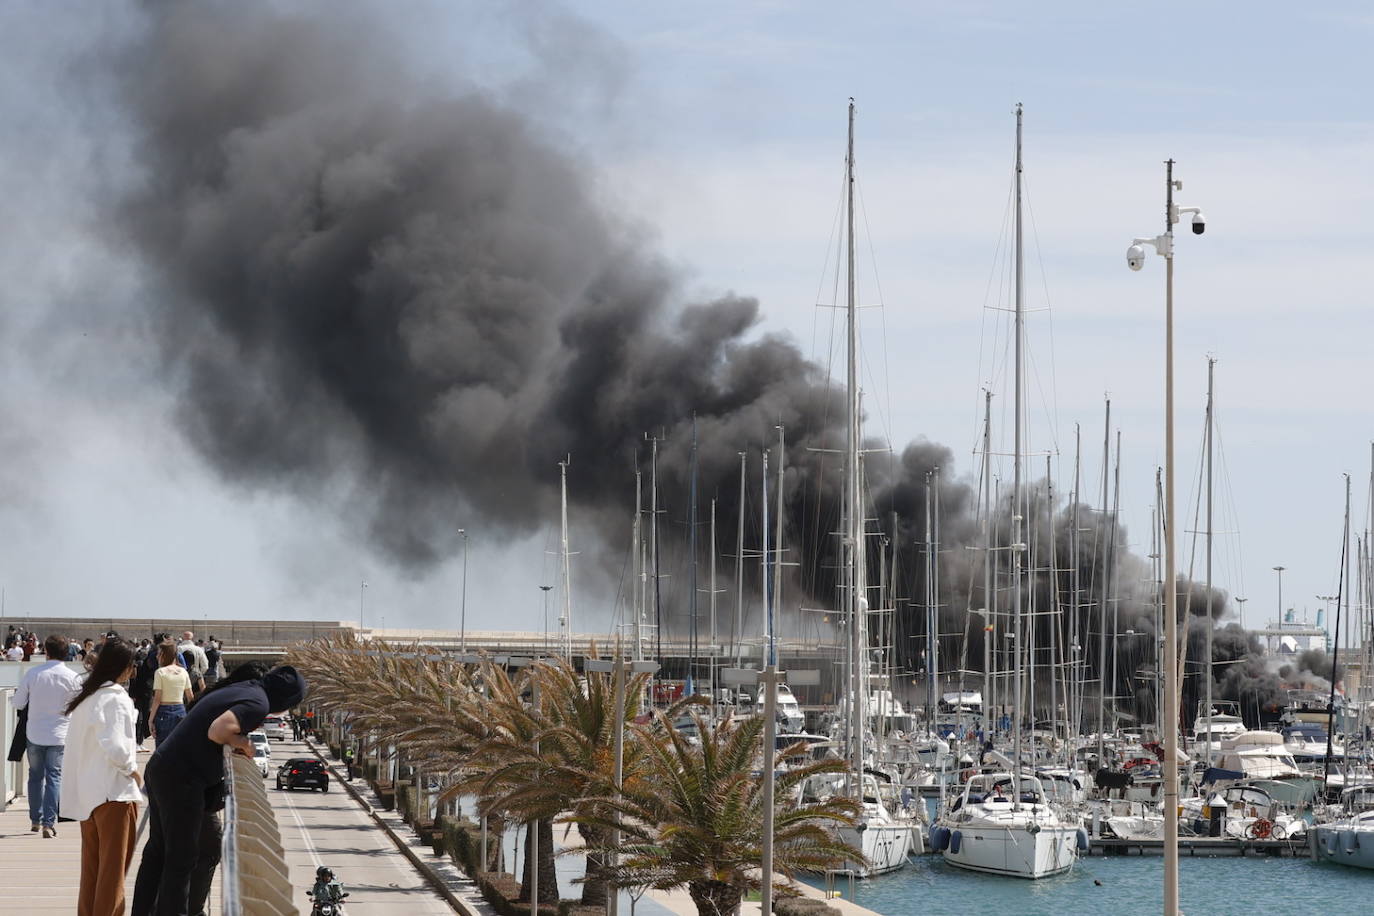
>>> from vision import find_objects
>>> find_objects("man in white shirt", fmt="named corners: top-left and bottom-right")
top-left (178, 631), bottom-right (208, 694)
top-left (4, 643), bottom-right (22, 662)
top-left (13, 634), bottom-right (81, 835)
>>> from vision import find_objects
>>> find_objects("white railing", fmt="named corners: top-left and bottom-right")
top-left (221, 746), bottom-right (295, 915)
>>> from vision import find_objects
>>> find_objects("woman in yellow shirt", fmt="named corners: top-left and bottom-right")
top-left (148, 642), bottom-right (192, 747)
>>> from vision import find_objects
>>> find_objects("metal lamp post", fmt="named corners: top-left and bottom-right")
top-left (1126, 159), bottom-right (1206, 916)
top-left (584, 654), bottom-right (660, 916)
top-left (721, 665), bottom-right (820, 915)
top-left (1273, 566), bottom-right (1286, 622)
top-left (458, 529), bottom-right (469, 652)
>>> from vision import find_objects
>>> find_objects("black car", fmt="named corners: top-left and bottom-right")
top-left (277, 757), bottom-right (330, 792)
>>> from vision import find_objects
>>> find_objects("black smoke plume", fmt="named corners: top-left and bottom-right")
top-left (102, 3), bottom-right (1282, 724)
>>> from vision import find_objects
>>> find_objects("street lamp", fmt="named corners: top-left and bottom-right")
top-left (458, 529), bottom-right (469, 652)
top-left (1273, 566), bottom-right (1286, 628)
top-left (584, 655), bottom-right (660, 916)
top-left (1126, 159), bottom-right (1205, 916)
top-left (540, 585), bottom-right (554, 655)
top-left (1235, 596), bottom-right (1248, 631)
top-left (359, 580), bottom-right (368, 630)
top-left (721, 665), bottom-right (820, 916)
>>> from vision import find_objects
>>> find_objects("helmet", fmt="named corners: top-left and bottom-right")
top-left (316, 866), bottom-right (334, 881)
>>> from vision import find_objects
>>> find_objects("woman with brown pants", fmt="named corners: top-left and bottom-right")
top-left (62, 638), bottom-right (144, 915)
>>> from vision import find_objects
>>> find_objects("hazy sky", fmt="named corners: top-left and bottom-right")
top-left (1, 1), bottom-right (1370, 644)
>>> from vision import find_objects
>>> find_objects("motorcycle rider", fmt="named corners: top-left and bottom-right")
top-left (308, 865), bottom-right (347, 912)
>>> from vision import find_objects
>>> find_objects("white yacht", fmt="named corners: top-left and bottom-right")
top-left (1216, 730), bottom-right (1320, 807)
top-left (1311, 786), bottom-right (1374, 870)
top-left (934, 773), bottom-right (1084, 878)
top-left (799, 770), bottom-right (915, 876)
top-left (1191, 700), bottom-right (1247, 765)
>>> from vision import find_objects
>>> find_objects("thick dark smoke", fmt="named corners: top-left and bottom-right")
top-left (104, 3), bottom-right (1284, 723)
top-left (111, 3), bottom-right (844, 572)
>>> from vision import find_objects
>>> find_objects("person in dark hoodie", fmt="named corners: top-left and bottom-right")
top-left (131, 661), bottom-right (306, 916)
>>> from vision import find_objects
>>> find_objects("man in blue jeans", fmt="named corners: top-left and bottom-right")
top-left (13, 634), bottom-right (80, 836)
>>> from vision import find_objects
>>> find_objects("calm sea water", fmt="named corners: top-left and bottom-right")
top-left (804, 854), bottom-right (1373, 916)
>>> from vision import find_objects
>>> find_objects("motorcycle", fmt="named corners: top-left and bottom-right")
top-left (306, 865), bottom-right (350, 916)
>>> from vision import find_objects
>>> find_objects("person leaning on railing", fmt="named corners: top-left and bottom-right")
top-left (130, 661), bottom-right (307, 916)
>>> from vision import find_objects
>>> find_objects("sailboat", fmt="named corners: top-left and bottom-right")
top-left (934, 104), bottom-right (1084, 879)
top-left (799, 99), bottom-right (914, 878)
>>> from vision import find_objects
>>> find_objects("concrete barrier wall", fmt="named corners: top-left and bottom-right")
top-left (222, 749), bottom-right (296, 915)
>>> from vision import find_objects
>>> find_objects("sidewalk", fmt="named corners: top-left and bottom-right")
top-left (0, 753), bottom-right (220, 912)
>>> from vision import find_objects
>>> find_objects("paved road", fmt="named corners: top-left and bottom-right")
top-left (266, 736), bottom-right (454, 914)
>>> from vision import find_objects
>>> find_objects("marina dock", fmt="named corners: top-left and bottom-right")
top-left (1088, 836), bottom-right (1310, 857)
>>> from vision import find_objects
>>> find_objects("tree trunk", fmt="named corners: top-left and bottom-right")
top-left (577, 822), bottom-right (609, 907)
top-left (483, 813), bottom-right (506, 873)
top-left (518, 818), bottom-right (559, 905)
top-left (688, 879), bottom-right (742, 916)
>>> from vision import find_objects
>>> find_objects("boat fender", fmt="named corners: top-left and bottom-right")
top-left (930, 825), bottom-right (951, 852)
top-left (950, 830), bottom-right (962, 854)
top-left (1027, 822), bottom-right (1041, 836)
top-left (1076, 827), bottom-right (1090, 851)
top-left (1342, 830), bottom-right (1359, 854)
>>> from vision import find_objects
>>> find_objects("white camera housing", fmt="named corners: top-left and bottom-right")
top-left (1191, 211), bottom-right (1206, 235)
top-left (1126, 244), bottom-right (1146, 271)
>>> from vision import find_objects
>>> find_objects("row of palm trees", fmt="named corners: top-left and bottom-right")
top-left (287, 635), bottom-right (861, 916)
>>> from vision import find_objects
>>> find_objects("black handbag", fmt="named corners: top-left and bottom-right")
top-left (6, 706), bottom-right (27, 762)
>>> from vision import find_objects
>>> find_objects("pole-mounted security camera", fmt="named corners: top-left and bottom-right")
top-left (1127, 244), bottom-right (1146, 271)
top-left (1191, 211), bottom-right (1206, 235)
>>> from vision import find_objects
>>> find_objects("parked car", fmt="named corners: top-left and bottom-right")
top-left (277, 757), bottom-right (330, 792)
top-left (252, 742), bottom-right (271, 778)
top-left (263, 715), bottom-right (289, 741)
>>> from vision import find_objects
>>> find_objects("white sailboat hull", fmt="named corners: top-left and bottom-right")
top-left (836, 821), bottom-right (913, 876)
top-left (1311, 824), bottom-right (1374, 870)
top-left (943, 823), bottom-right (1078, 879)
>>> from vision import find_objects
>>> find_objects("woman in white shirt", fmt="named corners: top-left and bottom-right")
top-left (62, 637), bottom-right (143, 916)
top-left (148, 641), bottom-right (192, 747)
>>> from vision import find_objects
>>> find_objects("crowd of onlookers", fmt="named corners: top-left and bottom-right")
top-left (6, 629), bottom-right (305, 915)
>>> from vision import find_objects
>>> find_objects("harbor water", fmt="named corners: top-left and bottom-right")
top-left (804, 854), bottom-right (1372, 916)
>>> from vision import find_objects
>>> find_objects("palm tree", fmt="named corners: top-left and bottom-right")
top-left (578, 709), bottom-right (862, 916)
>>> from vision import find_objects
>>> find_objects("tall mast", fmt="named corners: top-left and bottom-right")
top-left (761, 447), bottom-right (771, 666)
top-left (1110, 430), bottom-right (1122, 733)
top-left (709, 498), bottom-right (718, 671)
top-left (689, 418), bottom-right (700, 683)
top-left (1096, 396), bottom-right (1111, 763)
top-left (844, 99), bottom-right (866, 788)
top-left (1325, 474), bottom-right (1351, 786)
top-left (650, 434), bottom-right (662, 661)
top-left (933, 466), bottom-right (942, 724)
top-left (734, 452), bottom-right (746, 667)
top-left (981, 391), bottom-right (994, 737)
top-left (1071, 425), bottom-right (1082, 739)
top-left (773, 425), bottom-right (786, 667)
top-left (559, 457), bottom-right (574, 661)
top-left (1011, 101), bottom-right (1025, 807)
top-left (925, 471), bottom-right (935, 729)
top-left (1047, 453), bottom-right (1060, 754)
top-left (1203, 356), bottom-right (1215, 754)
top-left (634, 467), bottom-right (643, 660)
